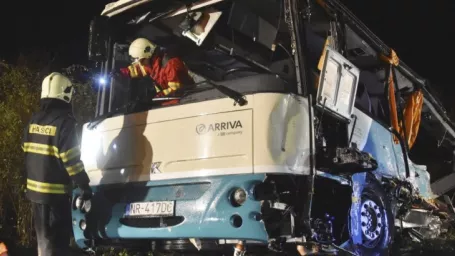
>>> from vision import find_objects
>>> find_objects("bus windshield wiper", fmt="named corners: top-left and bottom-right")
top-left (186, 80), bottom-right (248, 106)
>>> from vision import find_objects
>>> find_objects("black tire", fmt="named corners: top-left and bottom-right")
top-left (348, 177), bottom-right (394, 256)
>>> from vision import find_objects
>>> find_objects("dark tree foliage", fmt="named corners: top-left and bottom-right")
top-left (0, 60), bottom-right (40, 247)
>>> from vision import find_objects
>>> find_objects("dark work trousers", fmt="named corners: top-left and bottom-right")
top-left (32, 199), bottom-right (72, 256)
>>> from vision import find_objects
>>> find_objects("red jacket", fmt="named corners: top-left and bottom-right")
top-left (120, 55), bottom-right (194, 97)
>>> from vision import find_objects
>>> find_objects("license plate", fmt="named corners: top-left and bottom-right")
top-left (125, 201), bottom-right (175, 217)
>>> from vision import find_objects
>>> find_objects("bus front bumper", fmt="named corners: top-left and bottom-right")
top-left (71, 174), bottom-right (268, 249)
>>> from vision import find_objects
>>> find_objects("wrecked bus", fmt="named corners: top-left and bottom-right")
top-left (72, 0), bottom-right (455, 255)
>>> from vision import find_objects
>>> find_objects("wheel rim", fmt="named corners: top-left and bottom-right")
top-left (360, 199), bottom-right (384, 248)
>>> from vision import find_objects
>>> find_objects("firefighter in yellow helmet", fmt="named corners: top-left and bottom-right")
top-left (22, 72), bottom-right (92, 256)
top-left (118, 38), bottom-right (194, 100)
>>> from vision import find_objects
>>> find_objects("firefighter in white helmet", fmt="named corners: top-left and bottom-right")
top-left (118, 38), bottom-right (194, 100)
top-left (22, 72), bottom-right (92, 256)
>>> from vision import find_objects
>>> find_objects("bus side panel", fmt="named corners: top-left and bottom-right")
top-left (349, 108), bottom-right (434, 198)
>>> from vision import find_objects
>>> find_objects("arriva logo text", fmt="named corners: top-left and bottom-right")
top-left (196, 120), bottom-right (243, 135)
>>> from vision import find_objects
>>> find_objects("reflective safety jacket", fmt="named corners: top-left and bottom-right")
top-left (120, 54), bottom-right (194, 97)
top-left (22, 99), bottom-right (90, 204)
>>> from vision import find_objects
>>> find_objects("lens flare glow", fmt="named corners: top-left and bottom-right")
top-left (98, 77), bottom-right (107, 85)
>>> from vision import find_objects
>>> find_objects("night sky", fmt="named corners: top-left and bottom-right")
top-left (0, 0), bottom-right (110, 66)
top-left (0, 0), bottom-right (454, 98)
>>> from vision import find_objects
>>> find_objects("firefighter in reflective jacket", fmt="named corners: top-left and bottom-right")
top-left (118, 38), bottom-right (194, 97)
top-left (22, 72), bottom-right (92, 256)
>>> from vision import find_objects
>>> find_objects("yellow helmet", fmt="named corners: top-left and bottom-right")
top-left (41, 72), bottom-right (74, 103)
top-left (128, 38), bottom-right (157, 63)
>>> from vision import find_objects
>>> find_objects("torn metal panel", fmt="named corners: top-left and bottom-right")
top-left (349, 109), bottom-right (400, 178)
top-left (102, 0), bottom-right (225, 18)
top-left (431, 172), bottom-right (455, 197)
top-left (348, 108), bottom-right (435, 199)
top-left (423, 98), bottom-right (455, 145)
top-left (408, 163), bottom-right (434, 199)
top-left (376, 67), bottom-right (414, 91)
top-left (265, 94), bottom-right (311, 175)
top-left (102, 0), bottom-right (154, 17)
top-left (316, 171), bottom-right (350, 185)
top-left (396, 209), bottom-right (444, 239)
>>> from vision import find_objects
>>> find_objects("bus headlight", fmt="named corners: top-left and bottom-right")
top-left (231, 188), bottom-right (247, 207)
top-left (83, 200), bottom-right (92, 213)
top-left (79, 219), bottom-right (87, 231)
top-left (75, 196), bottom-right (83, 209)
top-left (75, 196), bottom-right (92, 213)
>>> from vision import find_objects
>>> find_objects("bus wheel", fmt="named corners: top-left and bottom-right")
top-left (349, 179), bottom-right (394, 256)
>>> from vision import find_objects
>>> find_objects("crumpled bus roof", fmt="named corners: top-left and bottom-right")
top-left (101, 0), bottom-right (224, 17)
top-left (101, 0), bottom-right (153, 16)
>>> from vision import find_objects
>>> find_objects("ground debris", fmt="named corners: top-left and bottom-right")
top-left (392, 237), bottom-right (455, 256)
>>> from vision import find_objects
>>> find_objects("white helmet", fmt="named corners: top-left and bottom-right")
top-left (128, 38), bottom-right (157, 62)
top-left (41, 72), bottom-right (74, 103)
